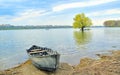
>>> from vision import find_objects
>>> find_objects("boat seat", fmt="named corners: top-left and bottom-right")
top-left (29, 50), bottom-right (47, 54)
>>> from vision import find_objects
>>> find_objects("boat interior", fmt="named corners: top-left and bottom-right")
top-left (27, 45), bottom-right (59, 56)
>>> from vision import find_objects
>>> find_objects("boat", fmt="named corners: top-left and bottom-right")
top-left (26, 45), bottom-right (60, 71)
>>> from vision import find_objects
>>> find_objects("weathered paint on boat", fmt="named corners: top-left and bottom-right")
top-left (27, 45), bottom-right (60, 71)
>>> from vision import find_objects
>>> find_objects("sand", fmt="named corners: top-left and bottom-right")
top-left (0, 50), bottom-right (120, 75)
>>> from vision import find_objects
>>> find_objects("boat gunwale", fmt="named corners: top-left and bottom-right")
top-left (28, 53), bottom-right (60, 58)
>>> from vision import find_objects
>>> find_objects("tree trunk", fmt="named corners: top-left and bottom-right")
top-left (81, 27), bottom-right (84, 32)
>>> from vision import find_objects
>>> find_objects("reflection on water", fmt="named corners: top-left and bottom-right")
top-left (1, 28), bottom-right (120, 70)
top-left (73, 30), bottom-right (92, 46)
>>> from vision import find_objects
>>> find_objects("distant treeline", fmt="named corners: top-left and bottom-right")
top-left (0, 25), bottom-right (72, 30)
top-left (104, 20), bottom-right (120, 27)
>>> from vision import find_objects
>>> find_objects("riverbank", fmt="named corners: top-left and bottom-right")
top-left (0, 50), bottom-right (120, 75)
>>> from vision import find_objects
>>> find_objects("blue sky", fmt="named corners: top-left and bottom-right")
top-left (0, 0), bottom-right (120, 26)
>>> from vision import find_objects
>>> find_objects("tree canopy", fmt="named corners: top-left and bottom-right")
top-left (104, 20), bottom-right (120, 27)
top-left (73, 13), bottom-right (92, 31)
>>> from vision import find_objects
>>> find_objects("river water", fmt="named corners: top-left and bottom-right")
top-left (0, 27), bottom-right (120, 70)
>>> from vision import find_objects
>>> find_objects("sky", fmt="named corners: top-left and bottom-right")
top-left (0, 0), bottom-right (120, 26)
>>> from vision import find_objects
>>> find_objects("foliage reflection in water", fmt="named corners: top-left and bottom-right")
top-left (73, 30), bottom-right (92, 46)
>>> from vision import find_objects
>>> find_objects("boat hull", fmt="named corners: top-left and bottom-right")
top-left (29, 54), bottom-right (60, 71)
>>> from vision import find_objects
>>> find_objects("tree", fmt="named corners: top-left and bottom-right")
top-left (73, 13), bottom-right (92, 31)
top-left (104, 20), bottom-right (120, 27)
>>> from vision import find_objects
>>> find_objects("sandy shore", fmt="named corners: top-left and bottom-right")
top-left (0, 50), bottom-right (120, 75)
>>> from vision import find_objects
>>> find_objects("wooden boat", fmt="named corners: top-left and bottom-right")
top-left (26, 45), bottom-right (60, 71)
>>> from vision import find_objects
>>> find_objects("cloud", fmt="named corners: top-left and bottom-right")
top-left (0, 0), bottom-right (119, 26)
top-left (87, 8), bottom-right (120, 16)
top-left (92, 17), bottom-right (120, 25)
top-left (84, 8), bottom-right (120, 25)
top-left (0, 0), bottom-right (24, 2)
top-left (11, 9), bottom-right (51, 22)
top-left (0, 0), bottom-right (26, 7)
top-left (53, 0), bottom-right (116, 12)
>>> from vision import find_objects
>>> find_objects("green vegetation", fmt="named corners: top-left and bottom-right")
top-left (104, 20), bottom-right (120, 27)
top-left (0, 25), bottom-right (72, 30)
top-left (73, 13), bottom-right (92, 31)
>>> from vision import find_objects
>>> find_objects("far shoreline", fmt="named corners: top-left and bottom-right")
top-left (0, 26), bottom-right (106, 30)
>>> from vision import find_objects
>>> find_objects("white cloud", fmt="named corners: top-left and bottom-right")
top-left (53, 0), bottom-right (116, 12)
top-left (85, 8), bottom-right (120, 25)
top-left (0, 0), bottom-right (26, 7)
top-left (11, 9), bottom-right (51, 22)
top-left (87, 8), bottom-right (120, 16)
top-left (0, 0), bottom-right (24, 2)
top-left (92, 17), bottom-right (120, 25)
top-left (0, 8), bottom-right (53, 25)
top-left (0, 15), bottom-right (13, 24)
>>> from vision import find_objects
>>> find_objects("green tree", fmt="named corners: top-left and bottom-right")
top-left (73, 13), bottom-right (92, 31)
top-left (104, 20), bottom-right (120, 27)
